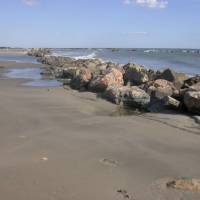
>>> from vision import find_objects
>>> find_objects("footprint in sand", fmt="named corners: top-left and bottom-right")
top-left (117, 189), bottom-right (135, 200)
top-left (99, 158), bottom-right (118, 167)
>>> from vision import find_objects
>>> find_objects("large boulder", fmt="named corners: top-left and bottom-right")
top-left (147, 79), bottom-right (176, 100)
top-left (157, 68), bottom-right (188, 89)
top-left (189, 82), bottom-right (200, 91)
top-left (123, 63), bottom-right (149, 85)
top-left (175, 82), bottom-right (200, 102)
top-left (103, 85), bottom-right (150, 109)
top-left (183, 75), bottom-right (200, 88)
top-left (184, 91), bottom-right (200, 114)
top-left (122, 86), bottom-right (150, 109)
top-left (70, 68), bottom-right (92, 90)
top-left (89, 68), bottom-right (124, 92)
top-left (103, 85), bottom-right (124, 104)
top-left (153, 79), bottom-right (175, 89)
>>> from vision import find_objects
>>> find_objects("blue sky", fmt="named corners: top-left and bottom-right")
top-left (0, 0), bottom-right (200, 48)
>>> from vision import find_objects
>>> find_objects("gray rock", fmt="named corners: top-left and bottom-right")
top-left (154, 87), bottom-right (174, 100)
top-left (122, 86), bottom-right (150, 109)
top-left (193, 116), bottom-right (200, 124)
top-left (189, 82), bottom-right (200, 91)
top-left (103, 85), bottom-right (123, 104)
top-left (183, 75), bottom-right (200, 88)
top-left (123, 63), bottom-right (149, 85)
top-left (184, 91), bottom-right (200, 114)
top-left (147, 99), bottom-right (166, 112)
top-left (163, 96), bottom-right (181, 109)
top-left (62, 67), bottom-right (79, 79)
top-left (104, 85), bottom-right (150, 109)
top-left (70, 68), bottom-right (92, 90)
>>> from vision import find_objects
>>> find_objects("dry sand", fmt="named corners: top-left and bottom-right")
top-left (0, 60), bottom-right (200, 200)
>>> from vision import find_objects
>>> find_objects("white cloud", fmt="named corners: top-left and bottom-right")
top-left (22, 0), bottom-right (39, 6)
top-left (124, 0), bottom-right (168, 8)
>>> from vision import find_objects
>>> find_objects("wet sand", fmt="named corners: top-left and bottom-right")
top-left (0, 60), bottom-right (200, 200)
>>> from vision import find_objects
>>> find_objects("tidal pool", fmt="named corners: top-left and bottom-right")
top-left (5, 68), bottom-right (61, 87)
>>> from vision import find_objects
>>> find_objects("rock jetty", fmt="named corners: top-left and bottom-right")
top-left (28, 48), bottom-right (200, 115)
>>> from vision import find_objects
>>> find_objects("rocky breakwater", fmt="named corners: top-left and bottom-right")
top-left (27, 48), bottom-right (51, 57)
top-left (28, 48), bottom-right (200, 116)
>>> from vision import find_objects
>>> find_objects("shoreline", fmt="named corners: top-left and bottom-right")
top-left (0, 58), bottom-right (199, 132)
top-left (27, 48), bottom-right (200, 116)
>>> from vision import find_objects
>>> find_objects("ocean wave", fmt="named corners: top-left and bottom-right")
top-left (73, 52), bottom-right (96, 60)
top-left (51, 52), bottom-right (72, 57)
top-left (144, 49), bottom-right (159, 53)
top-left (52, 51), bottom-right (97, 60)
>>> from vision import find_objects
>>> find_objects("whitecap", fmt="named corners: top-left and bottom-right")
top-left (73, 52), bottom-right (96, 60)
top-left (144, 49), bottom-right (158, 53)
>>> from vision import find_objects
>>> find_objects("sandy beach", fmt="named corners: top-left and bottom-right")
top-left (0, 59), bottom-right (199, 200)
top-left (2, 0), bottom-right (200, 198)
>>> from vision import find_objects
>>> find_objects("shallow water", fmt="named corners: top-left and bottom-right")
top-left (6, 68), bottom-right (42, 80)
top-left (5, 68), bottom-right (61, 87)
top-left (24, 79), bottom-right (61, 87)
top-left (0, 54), bottom-right (38, 64)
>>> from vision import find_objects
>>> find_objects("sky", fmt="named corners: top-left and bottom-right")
top-left (0, 0), bottom-right (200, 48)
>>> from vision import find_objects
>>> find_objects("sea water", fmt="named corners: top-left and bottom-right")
top-left (5, 68), bottom-right (61, 87)
top-left (0, 52), bottom-right (61, 87)
top-left (0, 53), bottom-right (38, 64)
top-left (52, 48), bottom-right (200, 75)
